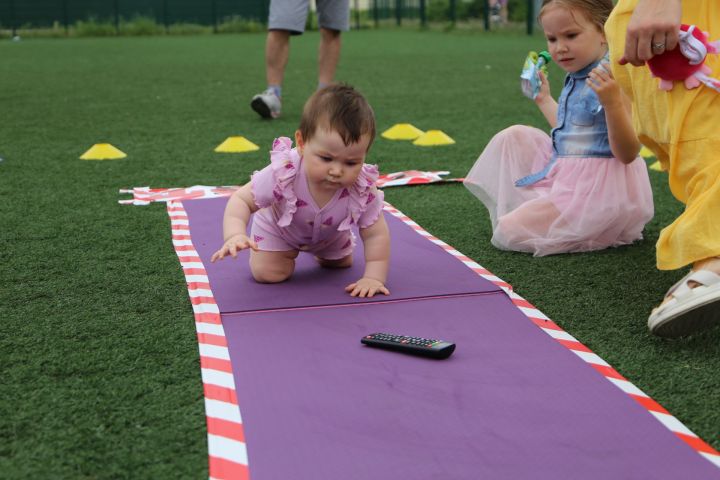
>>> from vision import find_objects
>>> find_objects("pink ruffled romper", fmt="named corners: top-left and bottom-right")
top-left (250, 137), bottom-right (385, 260)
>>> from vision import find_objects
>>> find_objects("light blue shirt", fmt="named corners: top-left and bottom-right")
top-left (516, 56), bottom-right (612, 187)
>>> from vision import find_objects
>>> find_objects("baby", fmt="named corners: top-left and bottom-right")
top-left (212, 84), bottom-right (391, 298)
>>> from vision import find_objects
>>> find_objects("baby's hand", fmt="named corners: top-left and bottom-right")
top-left (210, 234), bottom-right (258, 262)
top-left (587, 63), bottom-right (622, 109)
top-left (345, 277), bottom-right (390, 298)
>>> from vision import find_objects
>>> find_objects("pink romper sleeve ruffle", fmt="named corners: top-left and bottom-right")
top-left (338, 163), bottom-right (385, 231)
top-left (250, 137), bottom-right (300, 228)
top-left (253, 137), bottom-right (384, 232)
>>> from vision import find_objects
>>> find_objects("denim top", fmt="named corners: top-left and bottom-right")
top-left (553, 56), bottom-right (611, 158)
top-left (515, 55), bottom-right (611, 187)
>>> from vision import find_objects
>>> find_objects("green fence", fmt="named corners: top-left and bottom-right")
top-left (371, 0), bottom-right (541, 33)
top-left (0, 0), bottom-right (268, 32)
top-left (0, 0), bottom-right (541, 35)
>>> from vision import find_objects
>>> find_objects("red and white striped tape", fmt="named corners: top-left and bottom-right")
top-left (166, 199), bottom-right (719, 479)
top-left (120, 186), bottom-right (240, 206)
top-left (376, 170), bottom-right (464, 188)
top-left (120, 175), bottom-right (464, 206)
top-left (167, 201), bottom-right (249, 480)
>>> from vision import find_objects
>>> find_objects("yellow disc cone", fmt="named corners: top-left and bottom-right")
top-left (381, 123), bottom-right (425, 141)
top-left (639, 145), bottom-right (655, 158)
top-left (648, 161), bottom-right (665, 172)
top-left (413, 130), bottom-right (455, 146)
top-left (215, 136), bottom-right (260, 153)
top-left (80, 143), bottom-right (127, 160)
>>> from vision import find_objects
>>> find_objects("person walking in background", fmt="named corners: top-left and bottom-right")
top-left (251, 0), bottom-right (350, 119)
top-left (490, 0), bottom-right (509, 25)
top-left (606, 0), bottom-right (720, 338)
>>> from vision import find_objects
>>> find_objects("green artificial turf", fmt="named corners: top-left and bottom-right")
top-left (1, 30), bottom-right (718, 478)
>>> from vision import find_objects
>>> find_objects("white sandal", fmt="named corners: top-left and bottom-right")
top-left (648, 269), bottom-right (720, 338)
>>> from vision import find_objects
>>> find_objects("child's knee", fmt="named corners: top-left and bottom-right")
top-left (249, 250), bottom-right (297, 283)
top-left (251, 265), bottom-right (292, 283)
top-left (495, 211), bottom-right (536, 245)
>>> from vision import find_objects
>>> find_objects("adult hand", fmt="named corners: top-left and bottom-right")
top-left (620, 0), bottom-right (682, 66)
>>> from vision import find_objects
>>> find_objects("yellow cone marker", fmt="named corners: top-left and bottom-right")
top-left (80, 143), bottom-right (127, 160)
top-left (413, 130), bottom-right (455, 147)
top-left (381, 123), bottom-right (425, 141)
top-left (649, 161), bottom-right (665, 172)
top-left (639, 145), bottom-right (655, 158)
top-left (215, 136), bottom-right (260, 153)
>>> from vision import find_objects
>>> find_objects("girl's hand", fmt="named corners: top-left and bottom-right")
top-left (345, 277), bottom-right (390, 298)
top-left (534, 70), bottom-right (552, 106)
top-left (211, 234), bottom-right (258, 262)
top-left (587, 63), bottom-right (622, 109)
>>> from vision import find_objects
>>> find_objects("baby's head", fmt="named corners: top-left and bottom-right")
top-left (297, 83), bottom-right (376, 152)
top-left (295, 84), bottom-right (376, 189)
top-left (538, 0), bottom-right (613, 73)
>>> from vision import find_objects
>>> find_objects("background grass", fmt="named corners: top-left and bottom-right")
top-left (1, 30), bottom-right (718, 478)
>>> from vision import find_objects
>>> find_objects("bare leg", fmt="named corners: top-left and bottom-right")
top-left (693, 256), bottom-right (720, 274)
top-left (318, 28), bottom-right (341, 86)
top-left (266, 30), bottom-right (291, 87)
top-left (250, 249), bottom-right (299, 283)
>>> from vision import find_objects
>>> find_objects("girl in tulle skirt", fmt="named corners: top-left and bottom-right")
top-left (464, 0), bottom-right (653, 256)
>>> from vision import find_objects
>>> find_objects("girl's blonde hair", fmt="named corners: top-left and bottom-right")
top-left (538, 0), bottom-right (614, 31)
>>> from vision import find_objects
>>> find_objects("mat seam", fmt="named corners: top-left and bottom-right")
top-left (219, 290), bottom-right (506, 317)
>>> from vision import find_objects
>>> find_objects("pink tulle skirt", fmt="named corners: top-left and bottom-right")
top-left (464, 125), bottom-right (654, 256)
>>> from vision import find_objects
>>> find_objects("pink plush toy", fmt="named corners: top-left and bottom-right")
top-left (647, 24), bottom-right (720, 91)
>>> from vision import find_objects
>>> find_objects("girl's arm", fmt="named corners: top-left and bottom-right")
top-left (587, 64), bottom-right (640, 164)
top-left (211, 183), bottom-right (260, 262)
top-left (535, 71), bottom-right (558, 128)
top-left (346, 213), bottom-right (391, 298)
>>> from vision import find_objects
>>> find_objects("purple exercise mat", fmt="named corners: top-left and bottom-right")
top-left (221, 295), bottom-right (718, 479)
top-left (179, 197), bottom-right (718, 479)
top-left (182, 197), bottom-right (501, 313)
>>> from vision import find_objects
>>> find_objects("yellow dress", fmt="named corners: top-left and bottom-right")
top-left (606, 0), bottom-right (720, 270)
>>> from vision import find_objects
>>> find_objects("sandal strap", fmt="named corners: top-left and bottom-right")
top-left (671, 269), bottom-right (720, 299)
top-left (665, 270), bottom-right (694, 298)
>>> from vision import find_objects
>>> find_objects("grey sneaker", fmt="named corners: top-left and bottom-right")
top-left (251, 88), bottom-right (281, 119)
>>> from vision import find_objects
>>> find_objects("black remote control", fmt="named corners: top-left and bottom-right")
top-left (361, 333), bottom-right (456, 359)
